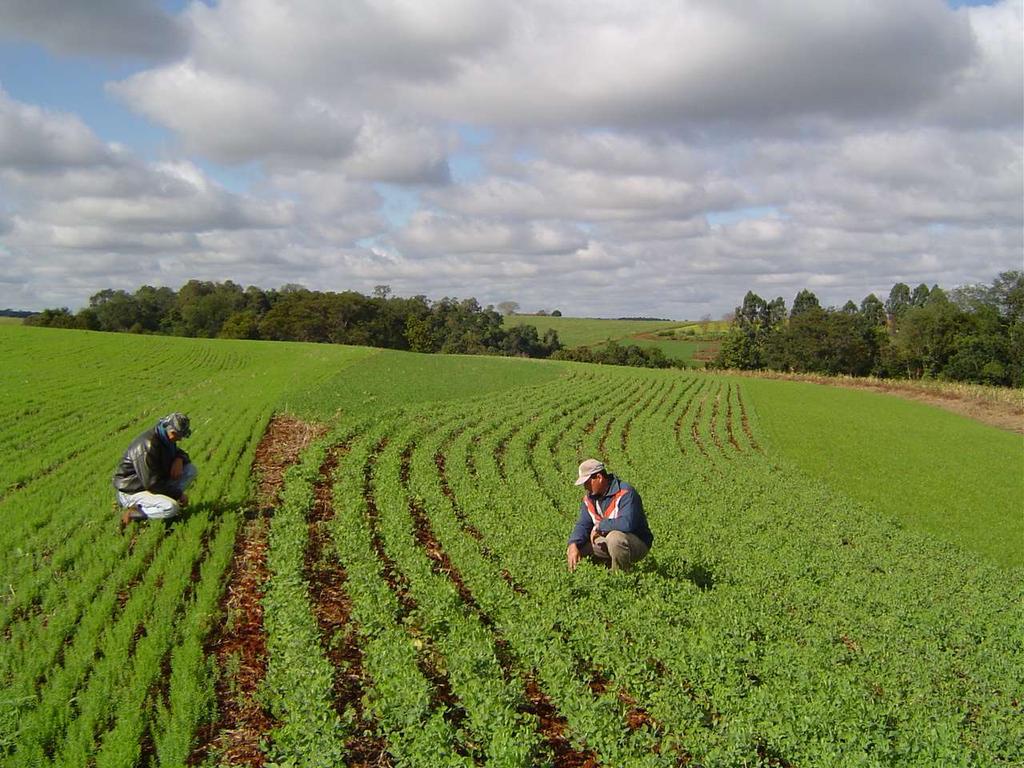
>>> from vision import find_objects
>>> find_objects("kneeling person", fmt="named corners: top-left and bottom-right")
top-left (566, 459), bottom-right (653, 573)
top-left (114, 412), bottom-right (198, 526)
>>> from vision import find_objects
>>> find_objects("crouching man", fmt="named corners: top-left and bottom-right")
top-left (114, 412), bottom-right (198, 527)
top-left (566, 459), bottom-right (653, 573)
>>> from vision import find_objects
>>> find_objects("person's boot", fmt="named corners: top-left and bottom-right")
top-left (120, 505), bottom-right (145, 530)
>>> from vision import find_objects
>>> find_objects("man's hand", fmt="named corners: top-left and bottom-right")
top-left (567, 542), bottom-right (581, 572)
top-left (590, 524), bottom-right (602, 547)
top-left (170, 457), bottom-right (184, 481)
top-left (179, 493), bottom-right (189, 508)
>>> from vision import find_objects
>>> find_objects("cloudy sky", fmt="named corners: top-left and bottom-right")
top-left (0, 0), bottom-right (1020, 318)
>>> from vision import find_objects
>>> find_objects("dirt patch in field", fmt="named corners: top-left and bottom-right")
top-left (190, 414), bottom-right (324, 768)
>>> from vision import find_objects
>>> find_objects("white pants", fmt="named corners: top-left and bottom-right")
top-left (117, 463), bottom-right (198, 519)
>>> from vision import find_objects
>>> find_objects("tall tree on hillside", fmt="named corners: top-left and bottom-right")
top-left (176, 280), bottom-right (246, 337)
top-left (767, 297), bottom-right (787, 327)
top-left (885, 282), bottom-right (912, 324)
top-left (911, 283), bottom-right (931, 308)
top-left (991, 270), bottom-right (1024, 324)
top-left (134, 285), bottom-right (176, 332)
top-left (790, 289), bottom-right (821, 319)
top-left (891, 289), bottom-right (964, 378)
top-left (860, 294), bottom-right (886, 328)
top-left (89, 289), bottom-right (142, 333)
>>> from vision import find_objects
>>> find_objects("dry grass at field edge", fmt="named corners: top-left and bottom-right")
top-left (723, 370), bottom-right (1024, 435)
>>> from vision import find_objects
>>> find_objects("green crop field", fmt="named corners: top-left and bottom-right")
top-left (503, 314), bottom-right (686, 347)
top-left (743, 377), bottom-right (1024, 568)
top-left (1, 324), bottom-right (1021, 767)
top-left (502, 315), bottom-right (725, 364)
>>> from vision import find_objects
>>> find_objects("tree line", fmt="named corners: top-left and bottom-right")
top-left (25, 282), bottom-right (564, 359)
top-left (713, 271), bottom-right (1023, 387)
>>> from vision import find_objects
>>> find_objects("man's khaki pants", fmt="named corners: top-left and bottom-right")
top-left (579, 530), bottom-right (650, 572)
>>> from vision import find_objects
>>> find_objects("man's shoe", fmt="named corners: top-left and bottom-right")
top-left (120, 505), bottom-right (143, 530)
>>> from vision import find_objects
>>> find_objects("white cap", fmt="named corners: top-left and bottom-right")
top-left (574, 458), bottom-right (605, 486)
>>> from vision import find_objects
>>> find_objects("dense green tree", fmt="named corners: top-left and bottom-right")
top-left (891, 291), bottom-right (964, 378)
top-left (176, 280), bottom-right (246, 337)
top-left (24, 307), bottom-right (78, 328)
top-left (89, 289), bottom-right (142, 333)
top-left (790, 289), bottom-right (821, 319)
top-left (911, 283), bottom-right (931, 308)
top-left (885, 282), bottom-right (911, 323)
top-left (860, 294), bottom-right (886, 328)
top-left (991, 270), bottom-right (1024, 324)
top-left (219, 310), bottom-right (261, 340)
top-left (133, 285), bottom-right (176, 332)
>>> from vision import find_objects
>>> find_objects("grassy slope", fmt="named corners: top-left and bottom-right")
top-left (742, 376), bottom-right (1024, 568)
top-left (503, 314), bottom-right (684, 346)
top-left (502, 314), bottom-right (728, 364)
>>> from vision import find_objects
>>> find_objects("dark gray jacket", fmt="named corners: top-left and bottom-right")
top-left (112, 426), bottom-right (190, 498)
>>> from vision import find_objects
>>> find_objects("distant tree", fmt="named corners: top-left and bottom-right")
top-left (886, 282), bottom-right (911, 323)
top-left (496, 300), bottom-right (520, 316)
top-left (176, 280), bottom-right (245, 337)
top-left (767, 297), bottom-right (787, 328)
top-left (910, 283), bottom-right (932, 308)
top-left (859, 294), bottom-right (886, 328)
top-left (373, 284), bottom-right (392, 299)
top-left (89, 289), bottom-right (142, 333)
top-left (551, 309), bottom-right (562, 317)
top-left (715, 291), bottom-right (785, 369)
top-left (219, 310), bottom-right (261, 340)
top-left (991, 270), bottom-right (1024, 324)
top-left (502, 324), bottom-right (543, 357)
top-left (891, 291), bottom-right (963, 378)
top-left (790, 289), bottom-right (821, 319)
top-left (841, 300), bottom-right (859, 315)
top-left (24, 307), bottom-right (77, 328)
top-left (133, 285), bottom-right (176, 332)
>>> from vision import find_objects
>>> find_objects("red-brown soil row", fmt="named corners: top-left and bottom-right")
top-left (306, 444), bottom-right (389, 767)
top-left (190, 415), bottom-right (323, 767)
top-left (734, 387), bottom-right (761, 451)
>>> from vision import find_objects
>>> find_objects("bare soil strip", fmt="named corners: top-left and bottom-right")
top-left (709, 385), bottom-right (725, 455)
top-left (734, 387), bottom-right (761, 452)
top-left (725, 384), bottom-right (742, 453)
top-left (306, 445), bottom-right (390, 767)
top-left (690, 396), bottom-right (707, 457)
top-left (190, 415), bottom-right (323, 767)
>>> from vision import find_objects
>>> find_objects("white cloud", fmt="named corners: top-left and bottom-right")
top-left (0, 90), bottom-right (112, 171)
top-left (109, 61), bottom-right (360, 164)
top-left (0, 0), bottom-right (1020, 320)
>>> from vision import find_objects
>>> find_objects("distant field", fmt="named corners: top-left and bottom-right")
top-left (2, 324), bottom-right (1020, 767)
top-left (502, 314), bottom-right (727, 364)
top-left (503, 314), bottom-right (685, 346)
